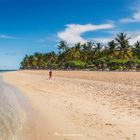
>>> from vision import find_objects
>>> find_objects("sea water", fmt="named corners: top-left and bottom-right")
top-left (0, 74), bottom-right (26, 140)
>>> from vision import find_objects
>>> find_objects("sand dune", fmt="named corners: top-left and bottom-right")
top-left (3, 70), bottom-right (140, 140)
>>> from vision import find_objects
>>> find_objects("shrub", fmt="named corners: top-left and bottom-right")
top-left (66, 60), bottom-right (86, 69)
top-left (95, 57), bottom-right (108, 70)
top-left (86, 64), bottom-right (97, 71)
top-left (47, 64), bottom-right (58, 69)
top-left (108, 59), bottom-right (127, 70)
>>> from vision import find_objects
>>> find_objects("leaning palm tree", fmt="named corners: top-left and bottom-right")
top-left (115, 33), bottom-right (132, 60)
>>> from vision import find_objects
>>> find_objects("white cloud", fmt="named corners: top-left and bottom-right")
top-left (88, 31), bottom-right (140, 45)
top-left (129, 32), bottom-right (140, 45)
top-left (120, 10), bottom-right (140, 23)
top-left (91, 32), bottom-right (140, 45)
top-left (57, 23), bottom-right (115, 44)
top-left (89, 33), bottom-right (140, 45)
top-left (0, 35), bottom-right (18, 39)
top-left (91, 37), bottom-right (112, 43)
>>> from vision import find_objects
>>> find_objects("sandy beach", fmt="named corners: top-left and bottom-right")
top-left (2, 70), bottom-right (140, 140)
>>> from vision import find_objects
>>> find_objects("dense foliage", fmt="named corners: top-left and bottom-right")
top-left (21, 33), bottom-right (140, 71)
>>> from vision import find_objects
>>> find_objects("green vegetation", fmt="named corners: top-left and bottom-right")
top-left (20, 33), bottom-right (140, 71)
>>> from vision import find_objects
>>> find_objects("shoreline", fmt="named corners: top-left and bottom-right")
top-left (0, 76), bottom-right (26, 140)
top-left (0, 74), bottom-right (37, 140)
top-left (7, 80), bottom-right (38, 140)
top-left (2, 71), bottom-right (140, 140)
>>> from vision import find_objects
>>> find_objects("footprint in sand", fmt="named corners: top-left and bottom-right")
top-left (106, 133), bottom-right (113, 136)
top-left (126, 137), bottom-right (131, 140)
top-left (115, 129), bottom-right (122, 134)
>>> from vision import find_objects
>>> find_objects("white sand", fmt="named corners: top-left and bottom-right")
top-left (3, 70), bottom-right (140, 140)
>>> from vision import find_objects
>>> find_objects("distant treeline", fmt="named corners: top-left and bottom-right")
top-left (20, 33), bottom-right (140, 71)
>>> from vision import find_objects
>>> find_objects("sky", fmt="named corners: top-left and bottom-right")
top-left (0, 0), bottom-right (140, 69)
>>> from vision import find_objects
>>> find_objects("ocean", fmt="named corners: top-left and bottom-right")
top-left (0, 74), bottom-right (25, 140)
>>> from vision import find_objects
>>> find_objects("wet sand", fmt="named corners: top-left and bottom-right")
top-left (0, 76), bottom-right (25, 140)
top-left (2, 70), bottom-right (140, 140)
top-left (0, 75), bottom-right (36, 140)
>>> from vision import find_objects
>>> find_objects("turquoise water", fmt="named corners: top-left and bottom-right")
top-left (0, 76), bottom-right (25, 140)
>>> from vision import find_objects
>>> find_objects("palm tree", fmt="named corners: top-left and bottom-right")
top-left (81, 43), bottom-right (88, 62)
top-left (21, 55), bottom-right (29, 69)
top-left (107, 40), bottom-right (117, 59)
top-left (74, 43), bottom-right (81, 59)
top-left (66, 47), bottom-right (79, 61)
top-left (44, 52), bottom-right (57, 68)
top-left (47, 52), bottom-right (57, 63)
top-left (94, 42), bottom-right (104, 59)
top-left (80, 41), bottom-right (95, 64)
top-left (115, 33), bottom-right (132, 60)
top-left (133, 41), bottom-right (140, 59)
top-left (21, 32), bottom-right (140, 71)
top-left (75, 42), bottom-right (81, 51)
top-left (33, 53), bottom-right (44, 69)
top-left (86, 41), bottom-right (94, 51)
top-left (57, 40), bottom-right (68, 53)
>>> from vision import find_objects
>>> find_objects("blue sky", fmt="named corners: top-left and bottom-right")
top-left (0, 0), bottom-right (140, 69)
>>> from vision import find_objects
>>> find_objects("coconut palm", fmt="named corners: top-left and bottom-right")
top-left (86, 41), bottom-right (94, 51)
top-left (115, 33), bottom-right (132, 60)
top-left (94, 42), bottom-right (104, 59)
top-left (20, 55), bottom-right (29, 69)
top-left (133, 41), bottom-right (140, 59)
top-left (57, 40), bottom-right (68, 53)
top-left (80, 41), bottom-right (94, 64)
top-left (107, 40), bottom-right (117, 59)
top-left (20, 32), bottom-right (140, 71)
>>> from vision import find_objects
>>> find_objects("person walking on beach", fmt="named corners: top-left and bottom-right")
top-left (49, 70), bottom-right (52, 79)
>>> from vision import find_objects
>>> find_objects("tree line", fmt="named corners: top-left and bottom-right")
top-left (21, 33), bottom-right (140, 71)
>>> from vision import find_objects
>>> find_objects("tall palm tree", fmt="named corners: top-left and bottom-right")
top-left (21, 55), bottom-right (29, 69)
top-left (94, 42), bottom-right (103, 59)
top-left (115, 33), bottom-right (132, 60)
top-left (66, 47), bottom-right (80, 61)
top-left (75, 42), bottom-right (81, 51)
top-left (74, 42), bottom-right (81, 59)
top-left (33, 53), bottom-right (44, 69)
top-left (86, 41), bottom-right (94, 51)
top-left (57, 40), bottom-right (68, 53)
top-left (133, 41), bottom-right (140, 59)
top-left (80, 41), bottom-right (94, 63)
top-left (107, 40), bottom-right (117, 59)
top-left (44, 52), bottom-right (57, 65)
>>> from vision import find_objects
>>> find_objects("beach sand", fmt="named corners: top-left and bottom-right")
top-left (3, 70), bottom-right (140, 140)
top-left (0, 75), bottom-right (37, 140)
